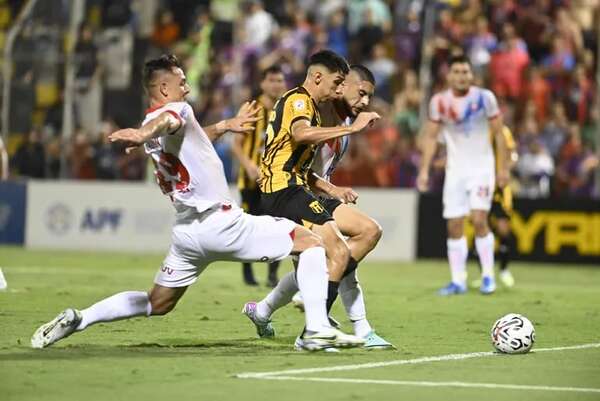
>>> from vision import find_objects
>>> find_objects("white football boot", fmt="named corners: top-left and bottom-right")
top-left (31, 308), bottom-right (82, 349)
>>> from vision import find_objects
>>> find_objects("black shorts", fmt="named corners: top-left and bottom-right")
top-left (261, 186), bottom-right (334, 228)
top-left (317, 195), bottom-right (343, 215)
top-left (240, 187), bottom-right (262, 215)
top-left (490, 187), bottom-right (512, 220)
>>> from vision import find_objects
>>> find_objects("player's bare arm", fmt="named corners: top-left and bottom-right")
top-left (416, 119), bottom-right (442, 192)
top-left (490, 116), bottom-right (509, 188)
top-left (109, 111), bottom-right (182, 146)
top-left (204, 101), bottom-right (261, 142)
top-left (291, 111), bottom-right (380, 144)
top-left (308, 171), bottom-right (358, 204)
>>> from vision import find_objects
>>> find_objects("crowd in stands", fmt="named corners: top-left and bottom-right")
top-left (4, 0), bottom-right (599, 199)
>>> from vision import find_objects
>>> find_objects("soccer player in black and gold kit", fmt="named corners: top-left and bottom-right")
top-left (258, 50), bottom-right (380, 322)
top-left (231, 65), bottom-right (287, 287)
top-left (490, 125), bottom-right (518, 287)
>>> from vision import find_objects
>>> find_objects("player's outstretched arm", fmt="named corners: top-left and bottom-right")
top-left (204, 101), bottom-right (260, 142)
top-left (109, 111), bottom-right (182, 147)
top-left (291, 111), bottom-right (380, 144)
top-left (416, 119), bottom-right (442, 192)
top-left (308, 171), bottom-right (358, 204)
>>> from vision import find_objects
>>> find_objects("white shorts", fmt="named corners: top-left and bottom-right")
top-left (155, 206), bottom-right (296, 287)
top-left (443, 172), bottom-right (495, 219)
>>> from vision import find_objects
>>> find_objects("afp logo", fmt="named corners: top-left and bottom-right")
top-left (81, 208), bottom-right (123, 232)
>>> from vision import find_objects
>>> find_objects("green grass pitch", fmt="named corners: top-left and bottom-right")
top-left (1, 246), bottom-right (599, 401)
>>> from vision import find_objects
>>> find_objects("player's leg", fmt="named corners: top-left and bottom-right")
top-left (240, 189), bottom-right (259, 286)
top-left (332, 203), bottom-right (382, 272)
top-left (330, 203), bottom-right (392, 347)
top-left (311, 221), bottom-right (351, 314)
top-left (469, 174), bottom-right (497, 294)
top-left (440, 173), bottom-right (469, 295)
top-left (495, 216), bottom-right (515, 287)
top-left (30, 288), bottom-right (157, 349)
top-left (238, 214), bottom-right (363, 349)
top-left (494, 186), bottom-right (515, 287)
top-left (472, 209), bottom-right (496, 294)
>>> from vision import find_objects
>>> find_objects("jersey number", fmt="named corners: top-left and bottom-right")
top-left (153, 152), bottom-right (190, 194)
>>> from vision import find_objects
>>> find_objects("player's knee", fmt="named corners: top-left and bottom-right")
top-left (472, 218), bottom-right (489, 236)
top-left (305, 233), bottom-right (325, 250)
top-left (363, 219), bottom-right (383, 248)
top-left (329, 237), bottom-right (350, 265)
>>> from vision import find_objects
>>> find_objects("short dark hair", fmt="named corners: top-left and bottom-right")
top-left (308, 50), bottom-right (349, 75)
top-left (261, 65), bottom-right (283, 80)
top-left (142, 54), bottom-right (182, 89)
top-left (350, 64), bottom-right (375, 85)
top-left (448, 54), bottom-right (472, 68)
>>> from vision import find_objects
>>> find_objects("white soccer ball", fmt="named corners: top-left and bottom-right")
top-left (491, 313), bottom-right (536, 354)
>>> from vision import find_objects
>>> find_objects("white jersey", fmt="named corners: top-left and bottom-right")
top-left (429, 86), bottom-right (500, 175)
top-left (311, 117), bottom-right (351, 181)
top-left (142, 101), bottom-right (236, 215)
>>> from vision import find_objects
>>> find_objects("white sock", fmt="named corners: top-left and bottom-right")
top-left (339, 270), bottom-right (372, 338)
top-left (447, 237), bottom-right (468, 286)
top-left (256, 271), bottom-right (298, 320)
top-left (76, 291), bottom-right (152, 331)
top-left (475, 232), bottom-right (495, 278)
top-left (296, 246), bottom-right (330, 332)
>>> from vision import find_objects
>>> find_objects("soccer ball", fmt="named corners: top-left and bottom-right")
top-left (491, 313), bottom-right (535, 354)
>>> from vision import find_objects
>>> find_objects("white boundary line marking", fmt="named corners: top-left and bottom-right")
top-left (256, 376), bottom-right (600, 394)
top-left (236, 342), bottom-right (600, 379)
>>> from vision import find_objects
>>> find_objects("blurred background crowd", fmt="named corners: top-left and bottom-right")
top-left (1, 0), bottom-right (599, 199)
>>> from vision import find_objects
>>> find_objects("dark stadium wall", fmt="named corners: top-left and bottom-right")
top-left (417, 193), bottom-right (600, 265)
top-left (0, 181), bottom-right (26, 245)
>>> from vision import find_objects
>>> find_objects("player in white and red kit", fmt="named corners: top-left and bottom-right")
top-left (417, 54), bottom-right (508, 295)
top-left (31, 55), bottom-right (364, 351)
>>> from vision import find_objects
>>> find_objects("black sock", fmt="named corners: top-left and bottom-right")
top-left (326, 281), bottom-right (340, 314)
top-left (342, 257), bottom-right (359, 278)
top-left (267, 261), bottom-right (280, 281)
top-left (498, 235), bottom-right (512, 271)
top-left (242, 263), bottom-right (256, 283)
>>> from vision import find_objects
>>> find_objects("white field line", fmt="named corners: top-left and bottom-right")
top-left (236, 342), bottom-right (600, 379)
top-left (255, 376), bottom-right (600, 394)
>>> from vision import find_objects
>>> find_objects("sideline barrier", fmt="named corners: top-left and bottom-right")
top-left (417, 193), bottom-right (600, 264)
top-left (21, 181), bottom-right (418, 261)
top-left (0, 181), bottom-right (26, 244)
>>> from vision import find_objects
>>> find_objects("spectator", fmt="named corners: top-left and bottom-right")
top-left (556, 125), bottom-right (599, 197)
top-left (93, 121), bottom-right (120, 180)
top-left (489, 23), bottom-right (530, 100)
top-left (364, 43), bottom-right (396, 102)
top-left (151, 9), bottom-right (180, 50)
top-left (326, 9), bottom-right (348, 58)
top-left (243, 0), bottom-right (277, 53)
top-left (465, 16), bottom-right (497, 77)
top-left (540, 102), bottom-right (569, 158)
top-left (526, 66), bottom-right (551, 124)
top-left (516, 137), bottom-right (555, 199)
top-left (11, 129), bottom-right (46, 178)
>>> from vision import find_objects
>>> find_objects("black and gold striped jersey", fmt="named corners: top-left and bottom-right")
top-left (259, 87), bottom-right (321, 193)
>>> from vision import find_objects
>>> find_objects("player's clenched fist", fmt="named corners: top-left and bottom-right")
top-left (350, 111), bottom-right (380, 133)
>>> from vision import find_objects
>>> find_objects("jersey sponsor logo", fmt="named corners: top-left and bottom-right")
top-left (309, 200), bottom-right (325, 214)
top-left (153, 152), bottom-right (190, 195)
